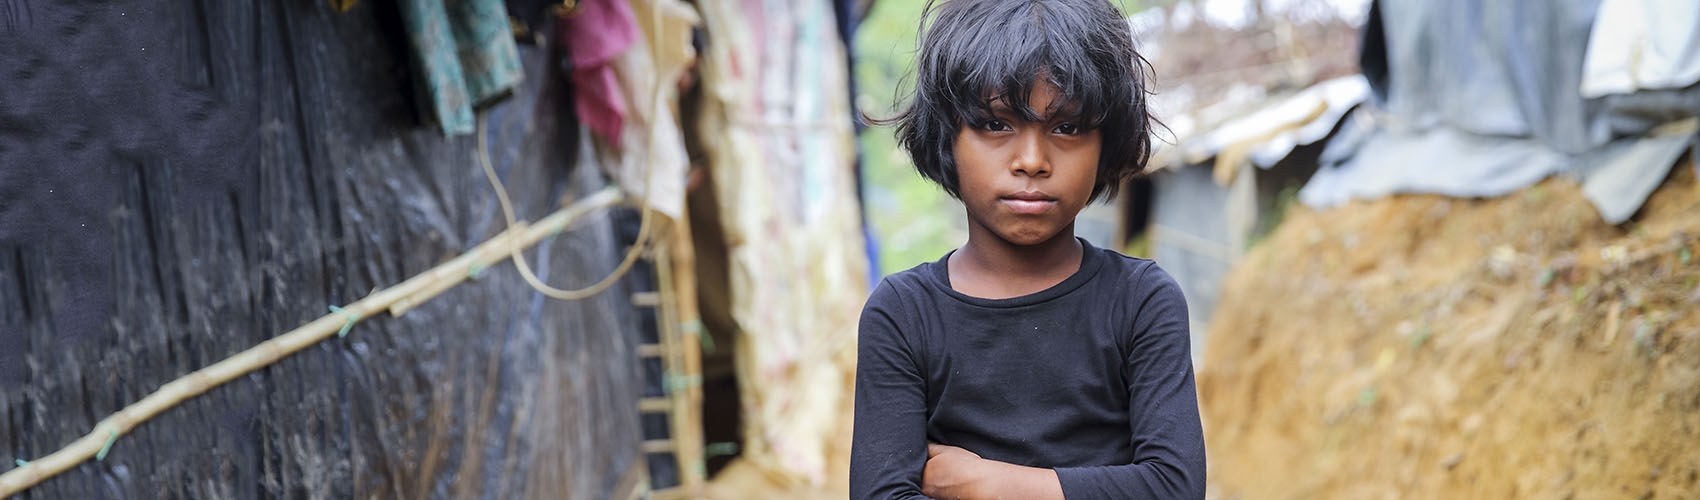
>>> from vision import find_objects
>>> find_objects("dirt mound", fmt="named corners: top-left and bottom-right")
top-left (1199, 160), bottom-right (1700, 499)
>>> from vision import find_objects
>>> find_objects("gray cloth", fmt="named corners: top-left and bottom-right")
top-left (1363, 0), bottom-right (1608, 153)
top-left (1578, 125), bottom-right (1698, 224)
top-left (1300, 124), bottom-right (1569, 208)
top-left (1301, 0), bottom-right (1700, 220)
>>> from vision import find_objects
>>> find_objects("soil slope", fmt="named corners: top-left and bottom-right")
top-left (1200, 162), bottom-right (1700, 499)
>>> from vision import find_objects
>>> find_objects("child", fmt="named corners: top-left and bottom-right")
top-left (850, 0), bottom-right (1205, 499)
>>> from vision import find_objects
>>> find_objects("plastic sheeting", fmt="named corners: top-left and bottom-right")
top-left (1156, 75), bottom-right (1370, 187)
top-left (1361, 0), bottom-right (1606, 154)
top-left (1300, 120), bottom-right (1571, 208)
top-left (1578, 119), bottom-right (1700, 224)
top-left (693, 0), bottom-right (868, 489)
top-left (1303, 0), bottom-right (1700, 220)
top-left (1167, 76), bottom-right (1369, 170)
top-left (1581, 0), bottom-right (1700, 98)
top-left (0, 1), bottom-right (648, 498)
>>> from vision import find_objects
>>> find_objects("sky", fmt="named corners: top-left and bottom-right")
top-left (1157, 0), bottom-right (1373, 30)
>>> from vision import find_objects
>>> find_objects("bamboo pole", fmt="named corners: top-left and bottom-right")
top-left (668, 205), bottom-right (708, 492)
top-left (0, 187), bottom-right (625, 498)
top-left (654, 221), bottom-right (705, 497)
top-left (645, 198), bottom-right (711, 500)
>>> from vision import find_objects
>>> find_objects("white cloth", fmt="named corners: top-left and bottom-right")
top-left (1581, 0), bottom-right (1700, 97)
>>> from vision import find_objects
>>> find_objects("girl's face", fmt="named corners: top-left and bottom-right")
top-left (952, 82), bottom-right (1101, 248)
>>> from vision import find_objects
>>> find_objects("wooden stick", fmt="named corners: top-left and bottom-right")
top-left (386, 222), bottom-right (530, 317)
top-left (654, 220), bottom-right (707, 495)
top-left (667, 207), bottom-right (709, 492)
top-left (0, 186), bottom-right (625, 498)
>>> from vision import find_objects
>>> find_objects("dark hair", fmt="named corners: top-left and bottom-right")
top-left (882, 0), bottom-right (1155, 202)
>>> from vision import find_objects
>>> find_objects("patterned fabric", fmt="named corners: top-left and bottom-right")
top-left (398, 0), bottom-right (523, 135)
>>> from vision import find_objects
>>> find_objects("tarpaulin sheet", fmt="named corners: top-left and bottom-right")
top-left (1361, 0), bottom-right (1607, 154)
top-left (1582, 0), bottom-right (1700, 98)
top-left (0, 1), bottom-right (647, 498)
top-left (694, 0), bottom-right (868, 489)
top-left (1169, 76), bottom-right (1370, 170)
top-left (1577, 120), bottom-right (1699, 224)
top-left (1305, 0), bottom-right (1700, 218)
top-left (1299, 122), bottom-right (1570, 208)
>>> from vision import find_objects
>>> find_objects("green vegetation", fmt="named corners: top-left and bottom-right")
top-left (853, 0), bottom-right (957, 276)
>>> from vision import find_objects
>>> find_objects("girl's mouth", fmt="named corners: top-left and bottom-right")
top-left (1000, 191), bottom-right (1057, 214)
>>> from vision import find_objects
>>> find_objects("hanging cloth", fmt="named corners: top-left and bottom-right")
top-left (398, 0), bottom-right (524, 135)
top-left (558, 0), bottom-right (640, 144)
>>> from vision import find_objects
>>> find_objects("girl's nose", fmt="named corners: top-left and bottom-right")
top-left (1008, 130), bottom-right (1049, 177)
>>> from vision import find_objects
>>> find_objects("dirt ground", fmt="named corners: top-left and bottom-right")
top-left (1199, 160), bottom-right (1700, 499)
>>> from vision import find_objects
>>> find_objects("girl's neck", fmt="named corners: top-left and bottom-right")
top-left (949, 223), bottom-right (1083, 299)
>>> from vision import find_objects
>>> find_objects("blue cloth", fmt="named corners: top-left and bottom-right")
top-left (397, 0), bottom-right (523, 135)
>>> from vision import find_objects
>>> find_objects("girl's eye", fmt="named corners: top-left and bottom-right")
top-left (1053, 123), bottom-right (1080, 135)
top-left (980, 120), bottom-right (1011, 132)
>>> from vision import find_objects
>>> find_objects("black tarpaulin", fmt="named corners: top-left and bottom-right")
top-left (0, 1), bottom-right (648, 498)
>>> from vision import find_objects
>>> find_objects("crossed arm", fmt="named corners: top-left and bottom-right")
top-left (917, 434), bottom-right (1203, 500)
top-left (919, 442), bottom-right (1065, 500)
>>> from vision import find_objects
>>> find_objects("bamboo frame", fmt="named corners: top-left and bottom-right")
top-left (0, 187), bottom-right (625, 498)
top-left (641, 202), bottom-right (710, 500)
top-left (663, 215), bottom-right (708, 493)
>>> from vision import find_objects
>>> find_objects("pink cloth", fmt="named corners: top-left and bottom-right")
top-left (559, 0), bottom-right (639, 144)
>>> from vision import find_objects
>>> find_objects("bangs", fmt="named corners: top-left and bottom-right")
top-left (926, 1), bottom-right (1131, 129)
top-left (892, 0), bottom-right (1154, 202)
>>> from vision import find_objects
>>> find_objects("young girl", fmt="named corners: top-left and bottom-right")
top-left (850, 1), bottom-right (1205, 499)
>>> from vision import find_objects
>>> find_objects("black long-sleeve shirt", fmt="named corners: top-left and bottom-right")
top-left (850, 239), bottom-right (1206, 499)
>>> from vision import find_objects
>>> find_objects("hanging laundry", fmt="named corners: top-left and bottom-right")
top-left (558, 0), bottom-right (639, 144)
top-left (397, 0), bottom-right (523, 135)
top-left (447, 0), bottom-right (522, 106)
top-left (595, 0), bottom-right (700, 222)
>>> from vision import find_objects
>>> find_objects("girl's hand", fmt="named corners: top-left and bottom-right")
top-left (923, 442), bottom-right (1067, 500)
top-left (922, 443), bottom-right (992, 499)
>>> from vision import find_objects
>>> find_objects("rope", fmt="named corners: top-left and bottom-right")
top-left (327, 305), bottom-right (358, 338)
top-left (476, 112), bottom-right (657, 300)
top-left (482, 0), bottom-right (673, 301)
top-left (95, 428), bottom-right (119, 461)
